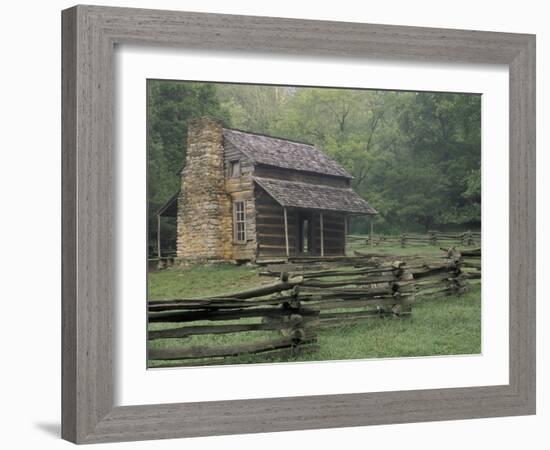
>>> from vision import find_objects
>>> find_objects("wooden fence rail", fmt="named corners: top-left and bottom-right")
top-left (147, 276), bottom-right (320, 366)
top-left (348, 230), bottom-right (480, 248)
top-left (148, 248), bottom-right (479, 366)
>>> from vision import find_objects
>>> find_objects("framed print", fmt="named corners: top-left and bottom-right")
top-left (61, 5), bottom-right (536, 444)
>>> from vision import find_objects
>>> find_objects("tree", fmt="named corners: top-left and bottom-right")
top-left (148, 81), bottom-right (481, 248)
top-left (147, 80), bottom-right (231, 254)
top-left (216, 84), bottom-right (292, 134)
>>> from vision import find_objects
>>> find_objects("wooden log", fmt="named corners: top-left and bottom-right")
top-left (227, 277), bottom-right (303, 299)
top-left (321, 221), bottom-right (344, 229)
top-left (255, 258), bottom-right (287, 265)
top-left (288, 255), bottom-right (371, 262)
top-left (299, 282), bottom-right (395, 294)
top-left (148, 306), bottom-right (287, 323)
top-left (256, 213), bottom-right (286, 222)
top-left (283, 207), bottom-right (289, 257)
top-left (459, 248), bottom-right (481, 256)
top-left (148, 336), bottom-right (317, 361)
top-left (298, 266), bottom-right (385, 279)
top-left (148, 295), bottom-right (300, 311)
top-left (259, 244), bottom-right (290, 250)
top-left (312, 295), bottom-right (414, 310)
top-left (148, 315), bottom-right (308, 340)
top-left (319, 308), bottom-right (408, 321)
top-left (462, 271), bottom-right (481, 279)
top-left (411, 267), bottom-right (455, 280)
top-left (256, 223), bottom-right (294, 231)
top-left (148, 304), bottom-right (319, 323)
top-left (263, 262), bottom-right (326, 272)
top-left (257, 232), bottom-right (292, 239)
top-left (256, 205), bottom-right (284, 214)
top-left (152, 278), bottom-right (304, 306)
top-left (258, 235), bottom-right (295, 246)
top-left (302, 274), bottom-right (401, 288)
top-left (150, 342), bottom-right (321, 367)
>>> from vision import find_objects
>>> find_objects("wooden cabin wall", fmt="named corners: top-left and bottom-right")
top-left (224, 140), bottom-right (252, 175)
top-left (255, 194), bottom-right (347, 258)
top-left (291, 213), bottom-right (346, 257)
top-left (255, 186), bottom-right (296, 258)
top-left (254, 165), bottom-right (350, 188)
top-left (313, 213), bottom-right (346, 256)
top-left (223, 140), bottom-right (349, 260)
top-left (224, 139), bottom-right (257, 261)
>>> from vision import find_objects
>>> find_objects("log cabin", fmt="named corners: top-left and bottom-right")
top-left (156, 117), bottom-right (377, 263)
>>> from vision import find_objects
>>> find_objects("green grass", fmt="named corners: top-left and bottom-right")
top-left (147, 240), bottom-right (481, 368)
top-left (310, 288), bottom-right (481, 361)
top-left (148, 263), bottom-right (264, 300)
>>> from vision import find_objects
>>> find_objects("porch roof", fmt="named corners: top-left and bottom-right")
top-left (253, 177), bottom-right (377, 215)
top-left (156, 191), bottom-right (179, 217)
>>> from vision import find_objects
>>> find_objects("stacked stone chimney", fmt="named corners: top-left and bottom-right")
top-left (176, 117), bottom-right (232, 262)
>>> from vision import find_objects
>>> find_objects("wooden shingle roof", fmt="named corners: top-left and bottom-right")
top-left (254, 177), bottom-right (377, 215)
top-left (223, 128), bottom-right (352, 179)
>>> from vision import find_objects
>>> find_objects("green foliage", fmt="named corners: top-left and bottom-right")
top-left (148, 81), bottom-right (481, 254)
top-left (147, 80), bottom-right (231, 252)
top-left (215, 85), bottom-right (481, 232)
top-left (148, 264), bottom-right (262, 300)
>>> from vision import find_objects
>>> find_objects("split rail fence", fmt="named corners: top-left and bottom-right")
top-left (148, 248), bottom-right (479, 366)
top-left (349, 230), bottom-right (480, 248)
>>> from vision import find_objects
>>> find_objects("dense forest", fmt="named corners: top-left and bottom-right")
top-left (147, 80), bottom-right (481, 251)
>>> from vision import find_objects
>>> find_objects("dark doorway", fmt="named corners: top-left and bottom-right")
top-left (297, 212), bottom-right (314, 255)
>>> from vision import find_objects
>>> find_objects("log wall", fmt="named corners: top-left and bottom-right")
top-left (177, 126), bottom-right (352, 263)
top-left (255, 185), bottom-right (296, 258)
top-left (254, 164), bottom-right (350, 188)
top-left (224, 139), bottom-right (257, 261)
top-left (315, 213), bottom-right (346, 256)
top-left (255, 184), bottom-right (347, 259)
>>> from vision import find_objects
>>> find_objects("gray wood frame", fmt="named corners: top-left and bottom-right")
top-left (62, 5), bottom-right (536, 444)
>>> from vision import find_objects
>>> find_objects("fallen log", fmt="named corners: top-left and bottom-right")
top-left (311, 295), bottom-right (414, 311)
top-left (148, 315), bottom-right (311, 340)
top-left (150, 342), bottom-right (321, 367)
top-left (148, 335), bottom-right (316, 361)
top-left (148, 305), bottom-right (319, 323)
top-left (148, 295), bottom-right (297, 312)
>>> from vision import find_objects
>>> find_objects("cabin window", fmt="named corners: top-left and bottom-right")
top-left (233, 201), bottom-right (246, 243)
top-left (229, 160), bottom-right (241, 178)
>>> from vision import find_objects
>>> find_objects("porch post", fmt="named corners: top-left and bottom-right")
top-left (283, 207), bottom-right (289, 257)
top-left (320, 212), bottom-right (324, 257)
top-left (156, 214), bottom-right (162, 259)
top-left (370, 217), bottom-right (374, 247)
top-left (344, 215), bottom-right (348, 253)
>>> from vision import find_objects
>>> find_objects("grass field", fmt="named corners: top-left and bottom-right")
top-left (148, 241), bottom-right (481, 368)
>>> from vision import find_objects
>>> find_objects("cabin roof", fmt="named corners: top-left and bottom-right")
top-left (254, 177), bottom-right (377, 215)
top-left (223, 128), bottom-right (353, 179)
top-left (155, 191), bottom-right (179, 217)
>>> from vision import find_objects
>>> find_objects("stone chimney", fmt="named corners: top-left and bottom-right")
top-left (176, 117), bottom-right (232, 261)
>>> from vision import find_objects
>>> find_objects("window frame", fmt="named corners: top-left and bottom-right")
top-left (229, 160), bottom-right (241, 178)
top-left (233, 200), bottom-right (247, 243)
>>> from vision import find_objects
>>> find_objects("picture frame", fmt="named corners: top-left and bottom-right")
top-left (61, 4), bottom-right (536, 444)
